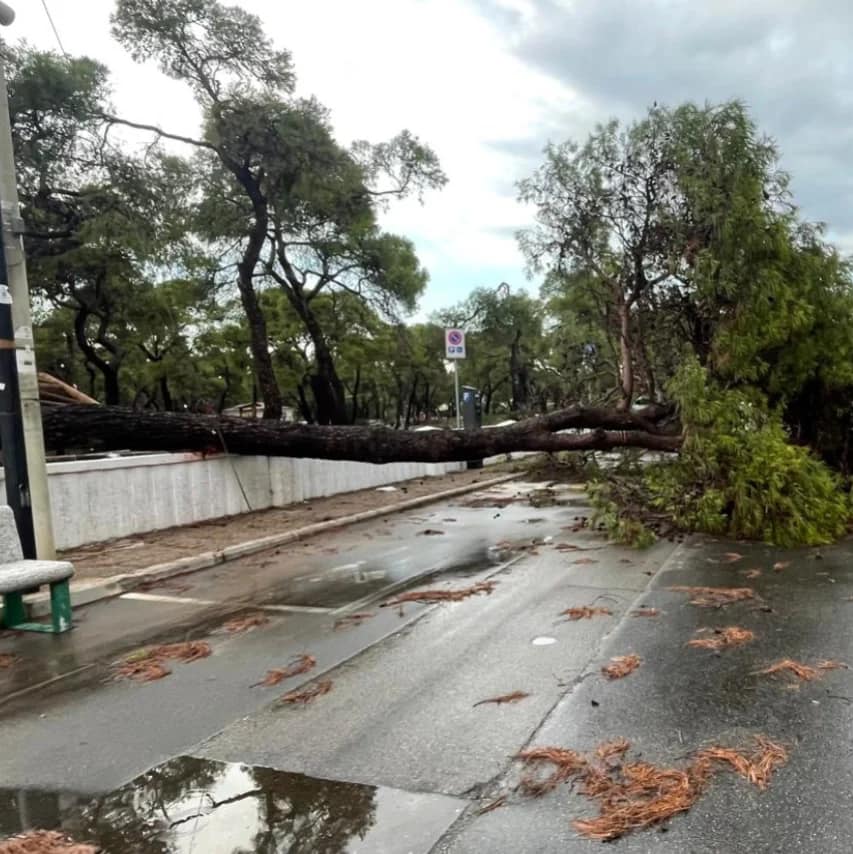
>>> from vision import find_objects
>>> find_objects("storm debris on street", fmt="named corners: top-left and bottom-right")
top-left (756, 658), bottom-right (847, 682)
top-left (668, 586), bottom-right (755, 607)
top-left (253, 654), bottom-right (317, 687)
top-left (0, 830), bottom-right (98, 853)
top-left (476, 794), bottom-right (508, 814)
top-left (0, 654), bottom-right (17, 669)
top-left (694, 736), bottom-right (788, 790)
top-left (561, 606), bottom-right (612, 620)
top-left (473, 691), bottom-right (530, 707)
top-left (601, 654), bottom-right (642, 679)
top-left (630, 608), bottom-right (659, 617)
top-left (279, 679), bottom-right (333, 705)
top-left (115, 641), bottom-right (212, 682)
top-left (517, 736), bottom-right (788, 840)
top-left (223, 613), bottom-right (270, 634)
top-left (333, 612), bottom-right (375, 630)
top-left (687, 626), bottom-right (755, 650)
top-left (382, 580), bottom-right (496, 606)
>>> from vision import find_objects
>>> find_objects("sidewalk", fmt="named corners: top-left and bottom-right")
top-left (61, 464), bottom-right (519, 583)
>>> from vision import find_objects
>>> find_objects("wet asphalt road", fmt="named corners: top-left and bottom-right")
top-left (1, 480), bottom-right (853, 852)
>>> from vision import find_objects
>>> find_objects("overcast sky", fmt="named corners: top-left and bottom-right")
top-left (11, 0), bottom-right (853, 315)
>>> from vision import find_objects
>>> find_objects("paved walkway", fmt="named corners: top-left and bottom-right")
top-left (62, 465), bottom-right (514, 581)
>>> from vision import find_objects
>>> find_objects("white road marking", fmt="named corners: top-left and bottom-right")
top-left (329, 562), bottom-right (366, 573)
top-left (121, 591), bottom-right (334, 615)
top-left (121, 592), bottom-right (220, 606)
top-left (257, 604), bottom-right (334, 614)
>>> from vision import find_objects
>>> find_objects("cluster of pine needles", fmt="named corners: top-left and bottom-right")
top-left (516, 736), bottom-right (787, 840)
top-left (0, 830), bottom-right (98, 854)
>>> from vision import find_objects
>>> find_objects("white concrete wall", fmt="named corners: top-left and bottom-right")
top-left (0, 453), bottom-right (465, 550)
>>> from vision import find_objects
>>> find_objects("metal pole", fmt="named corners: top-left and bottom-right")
top-left (454, 361), bottom-right (461, 429)
top-left (0, 57), bottom-right (56, 558)
top-left (0, 282), bottom-right (35, 557)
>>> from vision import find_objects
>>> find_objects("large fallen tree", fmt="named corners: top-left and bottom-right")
top-left (41, 404), bottom-right (682, 463)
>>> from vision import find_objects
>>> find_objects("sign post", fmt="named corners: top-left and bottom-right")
top-left (445, 328), bottom-right (466, 429)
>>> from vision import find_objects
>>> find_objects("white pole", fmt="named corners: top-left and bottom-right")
top-left (0, 58), bottom-right (56, 558)
top-left (454, 361), bottom-right (461, 429)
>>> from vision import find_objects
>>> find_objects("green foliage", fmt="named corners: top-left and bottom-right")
top-left (645, 361), bottom-right (850, 546)
top-left (587, 482), bottom-right (657, 549)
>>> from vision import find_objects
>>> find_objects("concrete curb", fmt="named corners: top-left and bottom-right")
top-left (25, 471), bottom-right (523, 618)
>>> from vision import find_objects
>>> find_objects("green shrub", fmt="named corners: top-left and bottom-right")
top-left (645, 360), bottom-right (850, 547)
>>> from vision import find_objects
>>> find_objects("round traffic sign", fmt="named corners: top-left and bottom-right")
top-left (447, 329), bottom-right (463, 345)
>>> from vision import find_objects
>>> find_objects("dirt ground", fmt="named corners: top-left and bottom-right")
top-left (63, 464), bottom-right (518, 581)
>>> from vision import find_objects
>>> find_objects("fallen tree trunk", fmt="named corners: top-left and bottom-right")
top-left (42, 404), bottom-right (683, 463)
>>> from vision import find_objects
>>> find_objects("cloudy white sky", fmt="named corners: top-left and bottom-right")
top-left (11, 0), bottom-right (853, 314)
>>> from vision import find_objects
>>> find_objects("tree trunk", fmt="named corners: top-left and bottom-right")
top-left (617, 298), bottom-right (634, 410)
top-left (159, 376), bottom-right (174, 412)
top-left (42, 403), bottom-right (680, 463)
top-left (510, 330), bottom-right (529, 412)
top-left (302, 307), bottom-right (348, 425)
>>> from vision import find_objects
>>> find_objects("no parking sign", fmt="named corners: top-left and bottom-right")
top-left (445, 328), bottom-right (466, 359)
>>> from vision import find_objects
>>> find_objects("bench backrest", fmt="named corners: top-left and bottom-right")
top-left (0, 505), bottom-right (24, 563)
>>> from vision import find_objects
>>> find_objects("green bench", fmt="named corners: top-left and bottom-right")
top-left (0, 506), bottom-right (74, 633)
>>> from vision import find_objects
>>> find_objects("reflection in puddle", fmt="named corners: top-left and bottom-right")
top-left (260, 546), bottom-right (496, 609)
top-left (0, 757), bottom-right (462, 853)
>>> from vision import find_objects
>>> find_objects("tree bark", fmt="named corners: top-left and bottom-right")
top-left (41, 403), bottom-right (681, 463)
top-left (234, 169), bottom-right (283, 421)
top-left (616, 298), bottom-right (634, 410)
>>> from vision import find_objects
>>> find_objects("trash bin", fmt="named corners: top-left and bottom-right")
top-left (460, 386), bottom-right (483, 468)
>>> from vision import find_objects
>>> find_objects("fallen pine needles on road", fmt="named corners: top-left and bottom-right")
top-left (573, 557), bottom-right (599, 565)
top-left (561, 606), bottom-right (612, 620)
top-left (476, 794), bottom-right (508, 815)
top-left (382, 580), bottom-right (496, 607)
top-left (757, 658), bottom-right (847, 682)
top-left (668, 586), bottom-right (755, 607)
top-left (115, 641), bottom-right (212, 682)
top-left (280, 679), bottom-right (333, 705)
top-left (0, 829), bottom-right (98, 853)
top-left (223, 613), bottom-right (270, 634)
top-left (630, 608), bottom-right (659, 618)
top-left (601, 654), bottom-right (641, 679)
top-left (517, 735), bottom-right (788, 841)
top-left (253, 654), bottom-right (317, 687)
top-left (333, 612), bottom-right (375, 630)
top-left (742, 569), bottom-right (762, 579)
top-left (516, 747), bottom-right (588, 796)
top-left (694, 736), bottom-right (788, 790)
top-left (687, 626), bottom-right (755, 650)
top-left (473, 691), bottom-right (530, 707)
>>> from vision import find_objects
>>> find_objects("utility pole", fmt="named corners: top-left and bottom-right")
top-left (0, 1), bottom-right (57, 558)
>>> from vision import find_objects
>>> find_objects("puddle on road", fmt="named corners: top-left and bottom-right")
top-left (0, 756), bottom-right (461, 853)
top-left (259, 548), bottom-right (500, 609)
